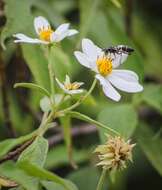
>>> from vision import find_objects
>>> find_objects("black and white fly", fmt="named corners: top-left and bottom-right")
top-left (102, 45), bottom-right (134, 56)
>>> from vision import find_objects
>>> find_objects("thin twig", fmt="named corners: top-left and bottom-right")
top-left (49, 124), bottom-right (97, 147)
top-left (0, 138), bottom-right (35, 164)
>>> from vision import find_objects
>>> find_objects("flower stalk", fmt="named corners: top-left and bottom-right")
top-left (96, 169), bottom-right (107, 190)
top-left (48, 46), bottom-right (55, 107)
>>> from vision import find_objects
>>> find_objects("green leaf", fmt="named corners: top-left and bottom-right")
top-left (68, 111), bottom-right (119, 136)
top-left (141, 84), bottom-right (162, 114)
top-left (41, 180), bottom-right (66, 190)
top-left (110, 0), bottom-right (122, 8)
top-left (0, 132), bottom-right (36, 159)
top-left (0, 161), bottom-right (39, 190)
top-left (21, 45), bottom-right (50, 90)
top-left (14, 83), bottom-right (50, 97)
top-left (98, 104), bottom-right (138, 140)
top-left (18, 161), bottom-right (78, 190)
top-left (68, 167), bottom-right (108, 190)
top-left (18, 136), bottom-right (48, 167)
top-left (137, 124), bottom-right (162, 176)
top-left (40, 96), bottom-right (51, 112)
top-left (1, 0), bottom-right (35, 49)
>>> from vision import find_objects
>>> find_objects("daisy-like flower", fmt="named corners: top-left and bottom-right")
top-left (13, 16), bottom-right (78, 44)
top-left (94, 135), bottom-right (135, 171)
top-left (56, 75), bottom-right (84, 95)
top-left (74, 39), bottom-right (143, 101)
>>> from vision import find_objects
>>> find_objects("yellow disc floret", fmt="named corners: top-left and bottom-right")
top-left (96, 56), bottom-right (113, 76)
top-left (39, 26), bottom-right (53, 42)
top-left (64, 82), bottom-right (80, 90)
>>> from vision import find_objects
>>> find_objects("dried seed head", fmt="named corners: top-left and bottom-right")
top-left (94, 135), bottom-right (135, 171)
top-left (0, 176), bottom-right (17, 187)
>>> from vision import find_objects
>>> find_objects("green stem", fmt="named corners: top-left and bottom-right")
top-left (59, 78), bottom-right (97, 114)
top-left (68, 111), bottom-right (120, 136)
top-left (48, 46), bottom-right (55, 105)
top-left (96, 169), bottom-right (107, 190)
top-left (37, 111), bottom-right (55, 136)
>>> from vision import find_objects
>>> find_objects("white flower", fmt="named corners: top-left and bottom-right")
top-left (74, 38), bottom-right (143, 102)
top-left (13, 16), bottom-right (78, 44)
top-left (56, 75), bottom-right (84, 95)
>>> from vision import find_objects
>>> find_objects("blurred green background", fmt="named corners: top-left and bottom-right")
top-left (0, 0), bottom-right (162, 189)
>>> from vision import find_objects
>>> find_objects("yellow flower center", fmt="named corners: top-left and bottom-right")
top-left (96, 56), bottom-right (113, 76)
top-left (65, 83), bottom-right (80, 90)
top-left (39, 26), bottom-right (53, 42)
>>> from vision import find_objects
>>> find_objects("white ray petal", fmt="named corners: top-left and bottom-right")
top-left (108, 74), bottom-right (143, 93)
top-left (111, 53), bottom-right (128, 68)
top-left (82, 38), bottom-right (102, 61)
top-left (68, 89), bottom-right (84, 94)
top-left (13, 33), bottom-right (48, 44)
top-left (51, 30), bottom-right (69, 42)
top-left (95, 74), bottom-right (121, 102)
top-left (76, 82), bottom-right (84, 87)
top-left (111, 69), bottom-right (139, 82)
top-left (65, 75), bottom-right (70, 83)
top-left (55, 23), bottom-right (70, 34)
top-left (67, 29), bottom-right (78, 36)
top-left (56, 78), bottom-right (66, 91)
top-left (74, 51), bottom-right (91, 68)
top-left (34, 16), bottom-right (50, 34)
top-left (65, 75), bottom-right (71, 85)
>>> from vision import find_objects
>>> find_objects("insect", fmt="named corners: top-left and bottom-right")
top-left (102, 45), bottom-right (134, 56)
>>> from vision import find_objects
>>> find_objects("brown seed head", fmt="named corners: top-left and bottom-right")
top-left (94, 135), bottom-right (135, 171)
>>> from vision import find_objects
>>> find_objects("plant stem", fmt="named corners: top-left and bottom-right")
top-left (48, 46), bottom-right (55, 105)
top-left (68, 111), bottom-right (120, 136)
top-left (37, 111), bottom-right (55, 136)
top-left (96, 169), bottom-right (107, 190)
top-left (59, 78), bottom-right (97, 114)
